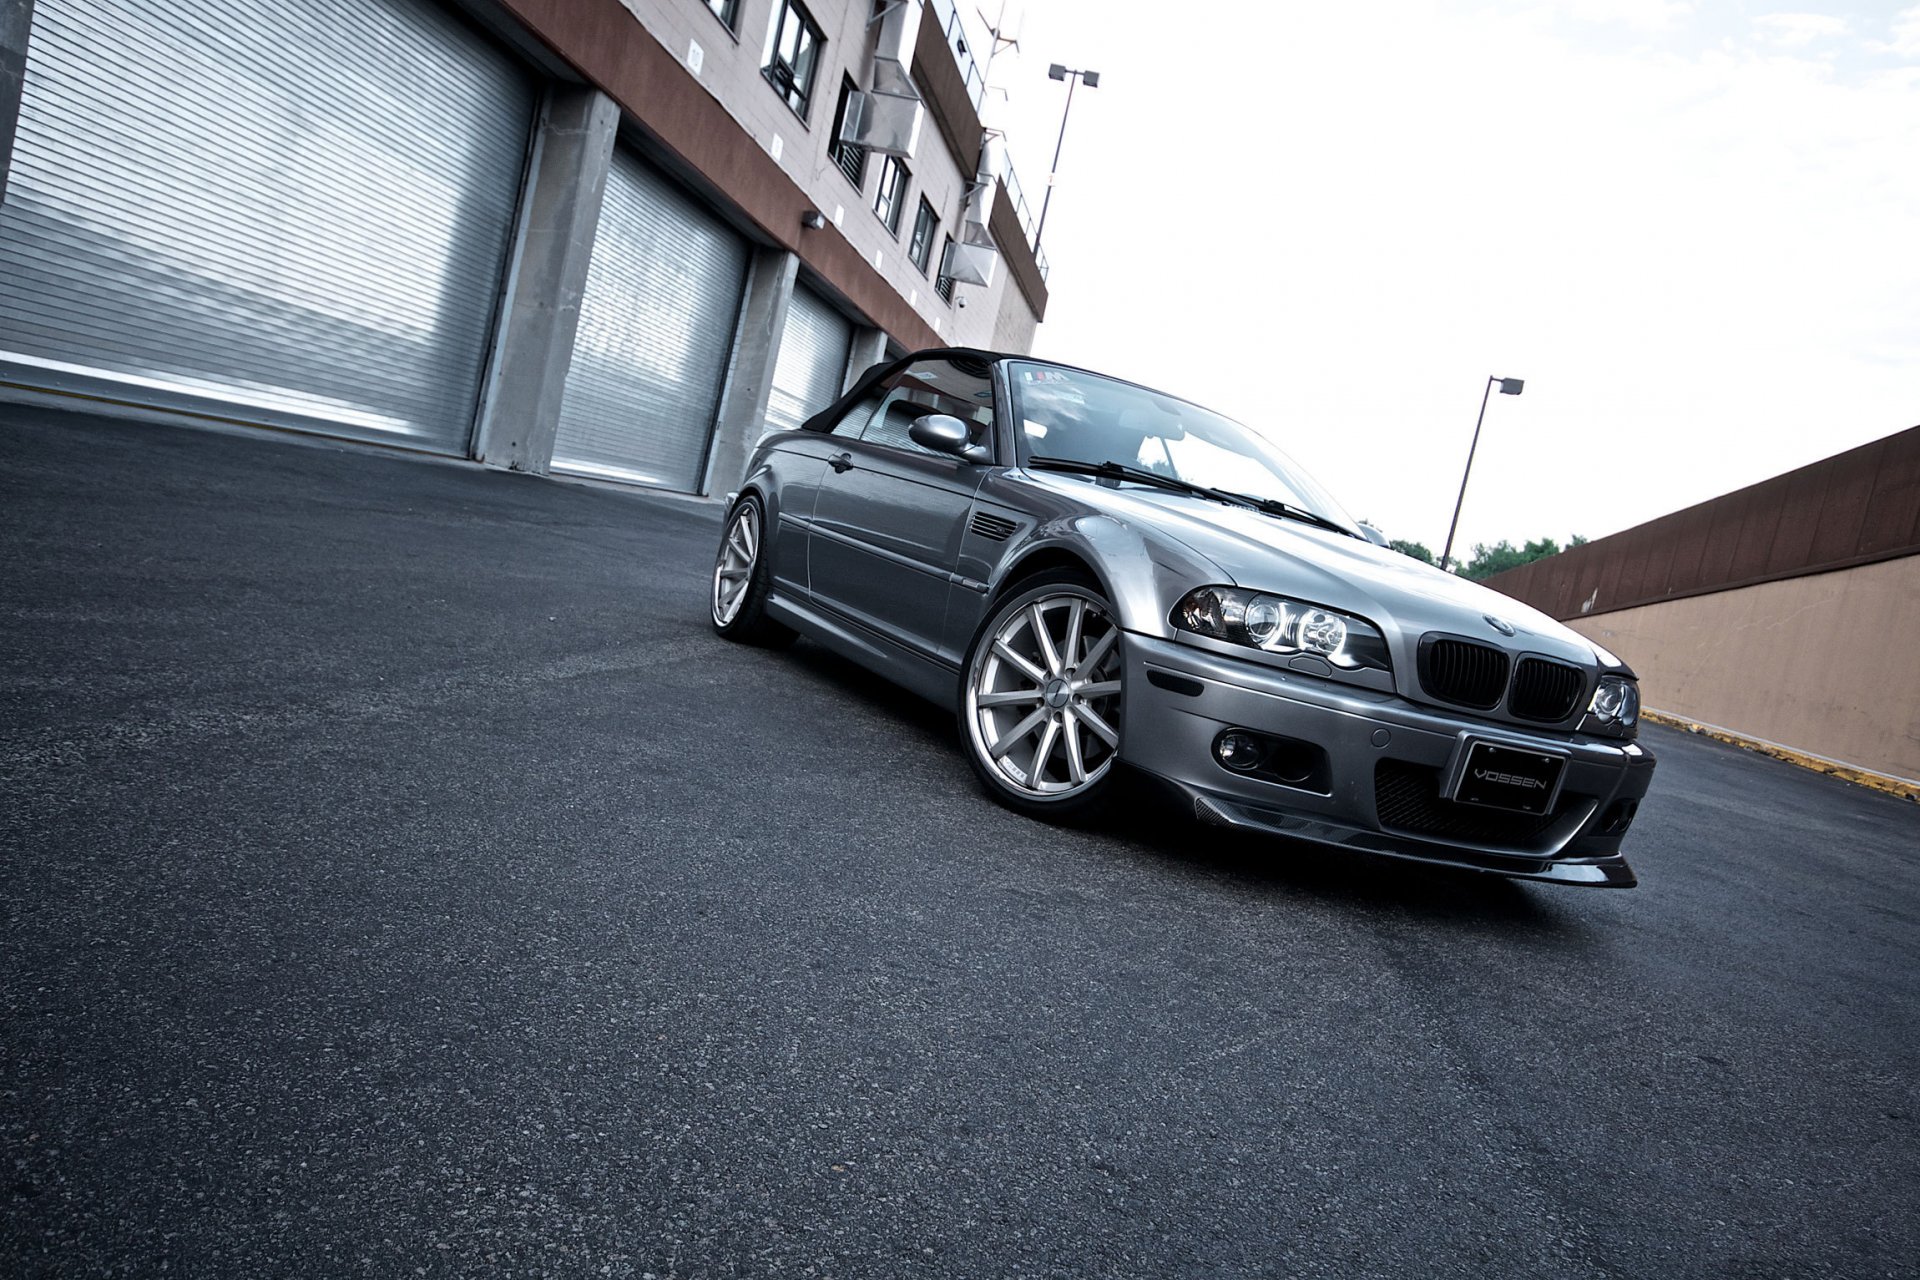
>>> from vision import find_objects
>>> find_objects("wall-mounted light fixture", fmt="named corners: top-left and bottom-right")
top-left (801, 210), bottom-right (828, 230)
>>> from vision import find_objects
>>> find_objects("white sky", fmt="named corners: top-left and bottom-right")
top-left (966, 0), bottom-right (1919, 556)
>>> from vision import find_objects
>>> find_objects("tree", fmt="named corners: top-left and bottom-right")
top-left (1458, 535), bottom-right (1583, 581)
top-left (1389, 538), bottom-right (1435, 564)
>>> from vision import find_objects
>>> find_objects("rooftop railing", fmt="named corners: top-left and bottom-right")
top-left (999, 164), bottom-right (1049, 280)
top-left (923, 0), bottom-right (1050, 279)
top-left (925, 0), bottom-right (987, 110)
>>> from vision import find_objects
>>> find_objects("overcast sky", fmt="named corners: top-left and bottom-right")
top-left (967, 0), bottom-right (1918, 557)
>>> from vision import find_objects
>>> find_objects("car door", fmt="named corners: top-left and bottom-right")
top-left (807, 355), bottom-right (998, 665)
top-left (761, 383), bottom-right (884, 598)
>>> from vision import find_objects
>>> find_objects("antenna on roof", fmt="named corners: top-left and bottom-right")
top-left (977, 1), bottom-right (1023, 92)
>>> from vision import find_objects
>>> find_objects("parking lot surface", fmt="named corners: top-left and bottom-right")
top-left (4, 406), bottom-right (1916, 1278)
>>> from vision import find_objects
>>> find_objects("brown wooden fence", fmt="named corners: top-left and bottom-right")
top-left (1484, 424), bottom-right (1920, 619)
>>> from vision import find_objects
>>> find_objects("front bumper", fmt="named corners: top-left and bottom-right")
top-left (1120, 634), bottom-right (1656, 887)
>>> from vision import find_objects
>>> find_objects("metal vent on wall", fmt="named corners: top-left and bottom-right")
top-left (833, 137), bottom-right (867, 188)
top-left (940, 239), bottom-right (998, 289)
top-left (842, 89), bottom-right (924, 158)
top-left (828, 76), bottom-right (867, 188)
top-left (838, 0), bottom-right (924, 158)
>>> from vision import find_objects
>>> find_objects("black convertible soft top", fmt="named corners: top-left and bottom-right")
top-left (798, 347), bottom-right (1013, 435)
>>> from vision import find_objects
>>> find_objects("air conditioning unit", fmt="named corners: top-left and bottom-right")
top-left (838, 0), bottom-right (925, 158)
top-left (941, 239), bottom-right (997, 288)
top-left (841, 89), bottom-right (923, 158)
top-left (960, 174), bottom-right (996, 247)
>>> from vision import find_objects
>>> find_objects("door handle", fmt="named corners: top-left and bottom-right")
top-left (829, 452), bottom-right (854, 473)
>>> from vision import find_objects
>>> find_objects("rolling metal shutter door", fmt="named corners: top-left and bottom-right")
top-left (549, 150), bottom-right (748, 492)
top-left (0, 0), bottom-right (533, 454)
top-left (764, 284), bottom-right (854, 437)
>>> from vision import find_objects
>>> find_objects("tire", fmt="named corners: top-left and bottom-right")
top-left (959, 570), bottom-right (1126, 820)
top-left (710, 496), bottom-right (795, 647)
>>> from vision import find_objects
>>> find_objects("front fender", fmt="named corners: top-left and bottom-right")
top-left (992, 513), bottom-right (1226, 639)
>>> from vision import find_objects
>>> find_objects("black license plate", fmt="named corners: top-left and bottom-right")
top-left (1454, 741), bottom-right (1565, 815)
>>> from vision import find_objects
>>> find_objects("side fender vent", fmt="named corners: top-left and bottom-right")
top-left (969, 512), bottom-right (1017, 542)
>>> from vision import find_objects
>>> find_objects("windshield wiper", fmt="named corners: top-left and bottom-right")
top-left (1025, 456), bottom-right (1357, 539)
top-left (1211, 487), bottom-right (1355, 537)
top-left (1026, 455), bottom-right (1196, 496)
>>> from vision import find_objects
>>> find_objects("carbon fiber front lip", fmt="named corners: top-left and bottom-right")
top-left (1173, 784), bottom-right (1638, 887)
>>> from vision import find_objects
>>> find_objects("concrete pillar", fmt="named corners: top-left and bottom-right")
top-left (843, 326), bottom-right (889, 392)
top-left (701, 245), bottom-right (798, 495)
top-left (472, 84), bottom-right (618, 474)
top-left (0, 0), bottom-right (32, 208)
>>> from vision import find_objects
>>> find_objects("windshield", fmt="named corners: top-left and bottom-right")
top-left (1007, 362), bottom-right (1360, 534)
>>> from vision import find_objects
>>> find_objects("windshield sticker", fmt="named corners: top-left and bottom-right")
top-left (1022, 369), bottom-right (1073, 383)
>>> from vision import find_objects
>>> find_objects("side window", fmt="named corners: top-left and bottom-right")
top-left (762, 0), bottom-right (824, 120)
top-left (856, 357), bottom-right (997, 459)
top-left (827, 387), bottom-right (884, 438)
top-left (908, 198), bottom-right (938, 274)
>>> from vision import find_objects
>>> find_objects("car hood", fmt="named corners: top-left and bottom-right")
top-left (1026, 472), bottom-right (1617, 672)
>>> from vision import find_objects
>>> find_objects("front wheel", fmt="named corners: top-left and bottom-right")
top-left (960, 572), bottom-right (1126, 820)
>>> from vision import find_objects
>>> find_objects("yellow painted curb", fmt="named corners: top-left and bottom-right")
top-left (1642, 709), bottom-right (1920, 803)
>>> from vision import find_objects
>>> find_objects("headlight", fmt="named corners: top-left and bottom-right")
top-left (1589, 675), bottom-right (1640, 727)
top-left (1172, 587), bottom-right (1391, 673)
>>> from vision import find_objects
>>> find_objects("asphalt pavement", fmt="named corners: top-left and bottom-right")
top-left (3, 404), bottom-right (1916, 1278)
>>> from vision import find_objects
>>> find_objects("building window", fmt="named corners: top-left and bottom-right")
top-left (705, 0), bottom-right (739, 31)
top-left (762, 0), bottom-right (824, 121)
top-left (873, 157), bottom-right (909, 236)
top-left (828, 77), bottom-right (866, 189)
top-left (909, 198), bottom-right (938, 274)
top-left (934, 234), bottom-right (956, 302)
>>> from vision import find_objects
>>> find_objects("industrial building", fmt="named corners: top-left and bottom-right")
top-left (0, 0), bottom-right (1050, 495)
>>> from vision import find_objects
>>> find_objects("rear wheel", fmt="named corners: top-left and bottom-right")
top-left (960, 572), bottom-right (1126, 820)
top-left (711, 496), bottom-right (794, 647)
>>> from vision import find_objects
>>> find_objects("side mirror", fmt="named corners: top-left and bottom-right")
top-left (909, 413), bottom-right (974, 456)
top-left (1358, 523), bottom-right (1390, 547)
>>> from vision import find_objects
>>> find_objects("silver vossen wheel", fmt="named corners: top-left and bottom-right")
top-left (965, 585), bottom-right (1124, 802)
top-left (712, 502), bottom-right (759, 626)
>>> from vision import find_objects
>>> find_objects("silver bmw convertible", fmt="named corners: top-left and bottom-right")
top-left (711, 348), bottom-right (1655, 887)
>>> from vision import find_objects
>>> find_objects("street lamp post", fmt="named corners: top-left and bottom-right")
top-left (1439, 375), bottom-right (1525, 574)
top-left (1034, 63), bottom-right (1099, 252)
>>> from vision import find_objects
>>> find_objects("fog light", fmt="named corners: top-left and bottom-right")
top-left (1599, 798), bottom-right (1639, 836)
top-left (1215, 730), bottom-right (1267, 771)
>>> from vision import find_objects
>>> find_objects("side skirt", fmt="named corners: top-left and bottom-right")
top-left (765, 594), bottom-right (960, 709)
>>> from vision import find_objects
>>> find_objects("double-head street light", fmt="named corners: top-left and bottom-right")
top-left (1438, 375), bottom-right (1525, 574)
top-left (1033, 63), bottom-right (1099, 251)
